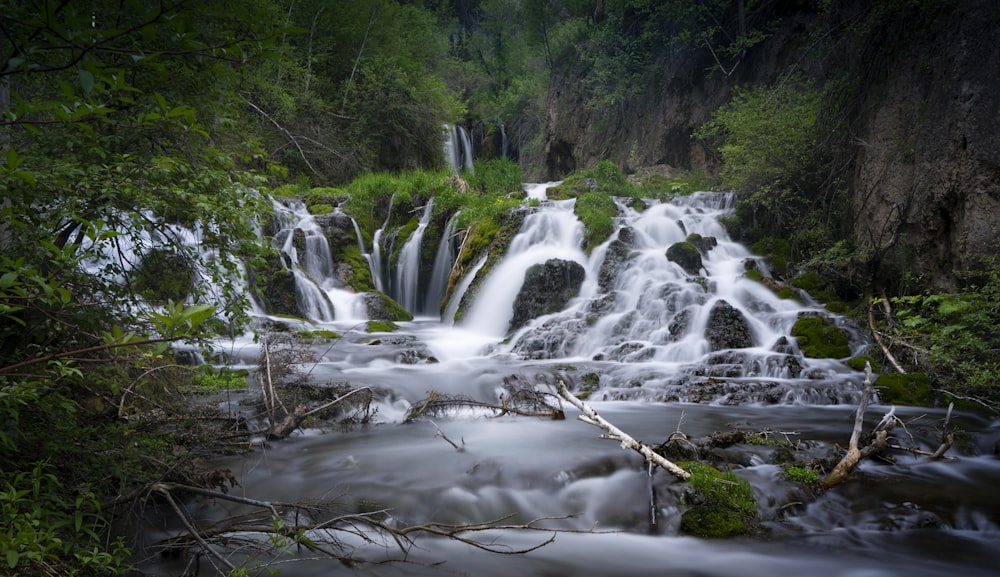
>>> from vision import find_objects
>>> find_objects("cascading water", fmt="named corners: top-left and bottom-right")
top-left (443, 123), bottom-right (474, 173)
top-left (390, 199), bottom-right (434, 314)
top-left (142, 184), bottom-right (1000, 577)
top-left (424, 211), bottom-right (460, 316)
top-left (271, 199), bottom-right (366, 321)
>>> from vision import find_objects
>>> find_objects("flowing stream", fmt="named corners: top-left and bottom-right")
top-left (140, 186), bottom-right (1000, 576)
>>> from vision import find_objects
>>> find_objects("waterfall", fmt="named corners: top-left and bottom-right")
top-left (369, 193), bottom-right (395, 293)
top-left (271, 199), bottom-right (367, 322)
top-left (458, 126), bottom-right (474, 172)
top-left (424, 211), bottom-right (460, 316)
top-left (499, 123), bottom-right (508, 158)
top-left (486, 191), bottom-right (822, 382)
top-left (461, 200), bottom-right (586, 336)
top-left (391, 198), bottom-right (435, 314)
top-left (443, 123), bottom-right (474, 173)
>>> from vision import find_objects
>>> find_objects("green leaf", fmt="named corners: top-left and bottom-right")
top-left (0, 271), bottom-right (17, 289)
top-left (79, 69), bottom-right (95, 94)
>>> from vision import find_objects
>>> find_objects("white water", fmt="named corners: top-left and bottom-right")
top-left (424, 211), bottom-right (460, 316)
top-left (392, 199), bottom-right (435, 314)
top-left (444, 123), bottom-right (475, 173)
top-left (272, 199), bottom-right (366, 321)
top-left (462, 199), bottom-right (586, 336)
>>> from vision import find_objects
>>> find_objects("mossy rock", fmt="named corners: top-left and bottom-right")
top-left (363, 291), bottom-right (413, 322)
top-left (680, 505), bottom-right (749, 538)
top-left (847, 355), bottom-right (882, 373)
top-left (308, 203), bottom-right (335, 216)
top-left (791, 315), bottom-right (851, 359)
top-left (574, 190), bottom-right (617, 253)
top-left (666, 241), bottom-right (703, 275)
top-left (874, 372), bottom-right (934, 406)
top-left (367, 320), bottom-right (399, 332)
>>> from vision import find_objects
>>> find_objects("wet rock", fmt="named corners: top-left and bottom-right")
top-left (509, 258), bottom-right (586, 333)
top-left (597, 228), bottom-right (635, 292)
top-left (705, 299), bottom-right (754, 351)
top-left (666, 241), bottom-right (703, 275)
top-left (510, 316), bottom-right (588, 359)
top-left (667, 307), bottom-right (694, 340)
top-left (606, 341), bottom-right (654, 362)
top-left (686, 232), bottom-right (718, 254)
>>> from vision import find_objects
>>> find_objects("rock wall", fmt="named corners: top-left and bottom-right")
top-left (538, 0), bottom-right (1000, 290)
top-left (849, 0), bottom-right (1000, 290)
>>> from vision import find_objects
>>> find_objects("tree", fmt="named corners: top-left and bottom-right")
top-left (0, 2), bottom-right (286, 573)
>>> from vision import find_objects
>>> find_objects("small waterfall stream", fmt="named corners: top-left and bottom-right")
top-left (141, 184), bottom-right (1000, 577)
top-left (391, 199), bottom-right (434, 314)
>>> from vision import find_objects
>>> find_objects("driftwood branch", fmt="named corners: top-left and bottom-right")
top-left (821, 362), bottom-right (898, 489)
top-left (556, 380), bottom-right (691, 481)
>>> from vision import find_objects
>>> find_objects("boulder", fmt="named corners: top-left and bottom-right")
top-left (509, 258), bottom-right (586, 333)
top-left (666, 241), bottom-right (704, 275)
top-left (705, 299), bottom-right (754, 351)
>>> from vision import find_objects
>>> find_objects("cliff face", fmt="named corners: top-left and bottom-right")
top-left (539, 0), bottom-right (1000, 291)
top-left (849, 1), bottom-right (1000, 290)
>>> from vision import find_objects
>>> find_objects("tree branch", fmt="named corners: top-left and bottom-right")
top-left (556, 380), bottom-right (691, 481)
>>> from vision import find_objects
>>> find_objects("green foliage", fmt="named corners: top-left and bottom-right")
top-left (791, 316), bottom-right (851, 359)
top-left (884, 273), bottom-right (1000, 402)
top-left (133, 248), bottom-right (196, 305)
top-left (696, 78), bottom-right (822, 192)
top-left (1, 465), bottom-right (130, 576)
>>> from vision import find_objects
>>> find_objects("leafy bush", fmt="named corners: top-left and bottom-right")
top-left (885, 272), bottom-right (1000, 402)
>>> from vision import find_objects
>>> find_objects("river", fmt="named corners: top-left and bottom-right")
top-left (135, 186), bottom-right (1000, 576)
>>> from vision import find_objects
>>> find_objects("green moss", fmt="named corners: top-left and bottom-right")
top-left (308, 203), bottom-right (334, 215)
top-left (578, 372), bottom-right (601, 400)
top-left (680, 505), bottom-right (748, 538)
top-left (874, 372), bottom-right (934, 406)
top-left (190, 368), bottom-right (249, 392)
top-left (340, 244), bottom-right (376, 292)
top-left (847, 355), bottom-right (882, 373)
top-left (791, 315), bottom-right (851, 358)
top-left (367, 320), bottom-right (399, 332)
top-left (296, 329), bottom-right (341, 340)
top-left (750, 237), bottom-right (791, 277)
top-left (783, 465), bottom-right (820, 485)
top-left (681, 462), bottom-right (757, 517)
